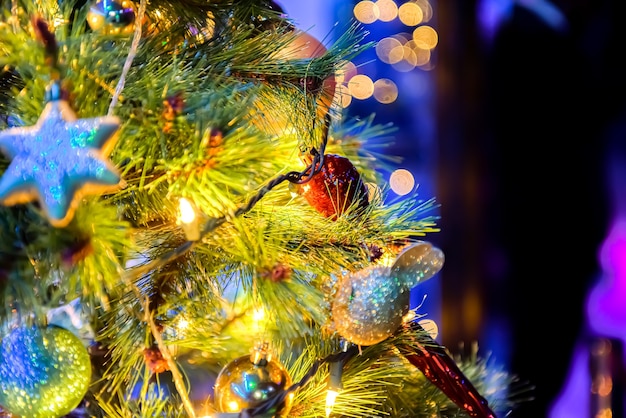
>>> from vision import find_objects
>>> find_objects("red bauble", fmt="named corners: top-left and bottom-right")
top-left (298, 154), bottom-right (369, 220)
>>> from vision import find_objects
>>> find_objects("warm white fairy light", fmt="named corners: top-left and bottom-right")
top-left (326, 359), bottom-right (344, 417)
top-left (325, 388), bottom-right (339, 417)
top-left (252, 307), bottom-right (266, 322)
top-left (178, 197), bottom-right (201, 241)
top-left (177, 316), bottom-right (189, 330)
top-left (251, 307), bottom-right (266, 333)
top-left (179, 197), bottom-right (195, 223)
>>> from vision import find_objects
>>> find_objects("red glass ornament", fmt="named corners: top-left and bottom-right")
top-left (397, 321), bottom-right (497, 418)
top-left (298, 154), bottom-right (369, 220)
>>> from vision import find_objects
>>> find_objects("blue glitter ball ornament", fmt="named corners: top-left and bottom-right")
top-left (0, 325), bottom-right (92, 418)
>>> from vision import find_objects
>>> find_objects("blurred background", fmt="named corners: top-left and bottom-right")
top-left (281, 1), bottom-right (626, 417)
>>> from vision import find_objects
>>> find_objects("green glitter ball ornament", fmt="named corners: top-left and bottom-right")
top-left (0, 325), bottom-right (92, 418)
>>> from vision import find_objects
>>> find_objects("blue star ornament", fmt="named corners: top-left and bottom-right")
top-left (0, 99), bottom-right (123, 227)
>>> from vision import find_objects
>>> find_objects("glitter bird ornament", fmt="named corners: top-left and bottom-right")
top-left (331, 241), bottom-right (444, 346)
top-left (332, 243), bottom-right (497, 417)
top-left (0, 80), bottom-right (123, 227)
top-left (0, 325), bottom-right (92, 418)
top-left (332, 264), bottom-right (411, 346)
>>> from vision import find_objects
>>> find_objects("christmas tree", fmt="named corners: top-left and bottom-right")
top-left (0, 1), bottom-right (525, 417)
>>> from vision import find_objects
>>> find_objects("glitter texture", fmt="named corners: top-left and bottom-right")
top-left (332, 265), bottom-right (410, 346)
top-left (0, 98), bottom-right (121, 227)
top-left (390, 241), bottom-right (444, 288)
top-left (0, 325), bottom-right (92, 418)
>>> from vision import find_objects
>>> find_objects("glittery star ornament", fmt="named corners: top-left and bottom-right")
top-left (0, 325), bottom-right (92, 418)
top-left (0, 81), bottom-right (123, 227)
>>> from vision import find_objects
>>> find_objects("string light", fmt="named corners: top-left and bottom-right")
top-left (178, 197), bottom-right (201, 241)
top-left (123, 113), bottom-right (332, 284)
top-left (325, 360), bottom-right (343, 417)
top-left (251, 307), bottom-right (266, 334)
top-left (325, 340), bottom-right (351, 417)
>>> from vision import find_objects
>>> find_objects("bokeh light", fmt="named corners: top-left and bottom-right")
top-left (365, 182), bottom-right (383, 204)
top-left (373, 78), bottom-right (398, 103)
top-left (376, 37), bottom-right (404, 64)
top-left (336, 60), bottom-right (358, 84)
top-left (414, 0), bottom-right (434, 22)
top-left (376, 0), bottom-right (398, 22)
top-left (389, 168), bottom-right (415, 195)
top-left (350, 0), bottom-right (438, 98)
top-left (405, 40), bottom-right (432, 66)
top-left (348, 74), bottom-right (375, 100)
top-left (413, 25), bottom-right (438, 49)
top-left (398, 2), bottom-right (424, 26)
top-left (337, 84), bottom-right (353, 108)
top-left (354, 1), bottom-right (380, 24)
top-left (419, 319), bottom-right (439, 339)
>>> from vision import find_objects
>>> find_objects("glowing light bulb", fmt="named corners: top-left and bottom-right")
top-left (325, 389), bottom-right (339, 417)
top-left (179, 197), bottom-right (195, 223)
top-left (177, 317), bottom-right (189, 330)
top-left (178, 197), bottom-right (201, 241)
top-left (252, 307), bottom-right (265, 323)
top-left (325, 358), bottom-right (344, 417)
top-left (227, 400), bottom-right (240, 412)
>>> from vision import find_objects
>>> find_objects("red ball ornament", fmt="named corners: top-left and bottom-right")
top-left (298, 154), bottom-right (369, 220)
